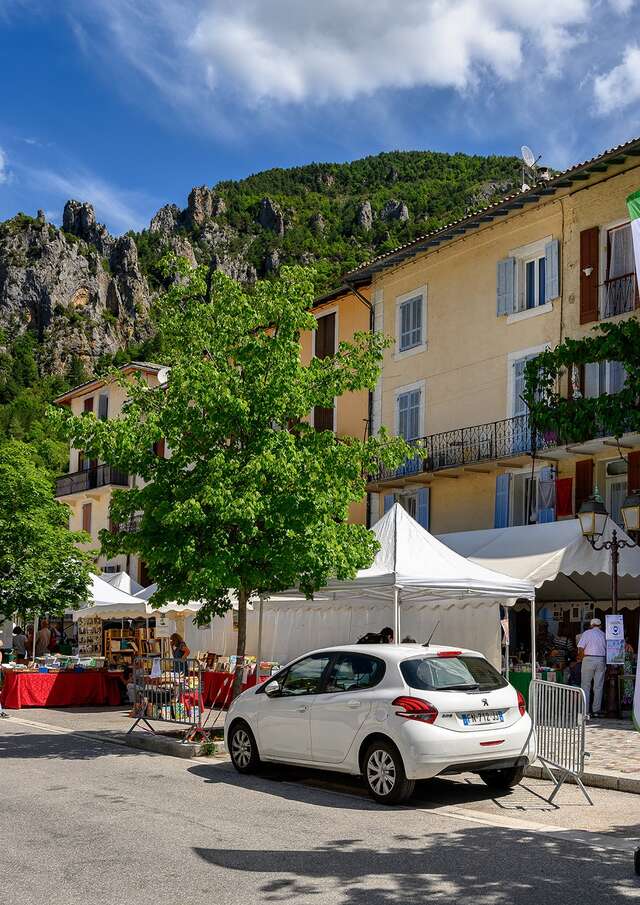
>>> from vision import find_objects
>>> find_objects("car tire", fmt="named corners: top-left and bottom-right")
top-left (364, 740), bottom-right (415, 805)
top-left (479, 765), bottom-right (525, 790)
top-left (228, 721), bottom-right (261, 774)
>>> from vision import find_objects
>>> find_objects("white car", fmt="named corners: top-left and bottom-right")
top-left (225, 643), bottom-right (535, 805)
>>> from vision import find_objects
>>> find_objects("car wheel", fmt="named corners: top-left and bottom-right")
top-left (364, 740), bottom-right (415, 805)
top-left (228, 721), bottom-right (261, 774)
top-left (479, 765), bottom-right (525, 790)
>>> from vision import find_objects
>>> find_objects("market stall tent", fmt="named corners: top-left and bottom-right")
top-left (255, 504), bottom-right (535, 668)
top-left (72, 574), bottom-right (149, 621)
top-left (101, 570), bottom-right (143, 596)
top-left (438, 519), bottom-right (640, 602)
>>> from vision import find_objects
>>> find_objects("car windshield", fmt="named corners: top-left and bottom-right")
top-left (400, 655), bottom-right (508, 692)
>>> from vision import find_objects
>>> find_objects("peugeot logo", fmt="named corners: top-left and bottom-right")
top-left (482, 698), bottom-right (489, 707)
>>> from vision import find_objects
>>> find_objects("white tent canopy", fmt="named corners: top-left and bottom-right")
top-left (101, 571), bottom-right (143, 596)
top-left (72, 574), bottom-right (148, 621)
top-left (135, 582), bottom-right (204, 616)
top-left (439, 519), bottom-right (640, 603)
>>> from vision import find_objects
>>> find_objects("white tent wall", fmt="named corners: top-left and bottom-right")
top-left (183, 597), bottom-right (502, 668)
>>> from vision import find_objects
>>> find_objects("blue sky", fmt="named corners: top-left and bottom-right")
top-left (2, 0), bottom-right (640, 234)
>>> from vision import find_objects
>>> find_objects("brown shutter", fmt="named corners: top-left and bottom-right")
top-left (574, 459), bottom-right (594, 513)
top-left (628, 450), bottom-right (640, 493)
top-left (83, 397), bottom-right (94, 413)
top-left (153, 438), bottom-right (165, 458)
top-left (82, 502), bottom-right (92, 534)
top-left (580, 227), bottom-right (599, 324)
top-left (315, 313), bottom-right (336, 359)
top-left (313, 405), bottom-right (334, 432)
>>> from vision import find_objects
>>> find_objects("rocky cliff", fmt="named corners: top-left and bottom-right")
top-left (0, 150), bottom-right (521, 377)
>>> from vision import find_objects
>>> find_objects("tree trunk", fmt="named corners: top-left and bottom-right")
top-left (231, 588), bottom-right (248, 700)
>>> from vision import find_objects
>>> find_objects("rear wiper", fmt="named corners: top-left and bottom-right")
top-left (439, 683), bottom-right (480, 690)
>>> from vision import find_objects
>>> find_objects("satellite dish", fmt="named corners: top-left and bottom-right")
top-left (521, 145), bottom-right (536, 168)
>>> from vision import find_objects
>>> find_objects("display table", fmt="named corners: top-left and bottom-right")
top-left (509, 669), bottom-right (564, 706)
top-left (202, 670), bottom-right (264, 708)
top-left (0, 670), bottom-right (122, 710)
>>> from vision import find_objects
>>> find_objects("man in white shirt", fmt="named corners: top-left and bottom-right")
top-left (578, 618), bottom-right (607, 716)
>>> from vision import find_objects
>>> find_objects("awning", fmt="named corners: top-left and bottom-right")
top-left (439, 519), bottom-right (640, 602)
top-left (101, 571), bottom-right (143, 596)
top-left (72, 574), bottom-right (148, 620)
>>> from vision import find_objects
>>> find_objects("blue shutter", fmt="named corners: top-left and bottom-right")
top-left (497, 258), bottom-right (516, 316)
top-left (383, 494), bottom-right (395, 513)
top-left (416, 488), bottom-right (430, 530)
top-left (494, 473), bottom-right (511, 528)
top-left (537, 466), bottom-right (555, 523)
top-left (544, 239), bottom-right (560, 302)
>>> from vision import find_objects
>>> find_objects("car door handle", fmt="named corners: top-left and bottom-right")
top-left (346, 700), bottom-right (362, 708)
top-left (296, 704), bottom-right (309, 712)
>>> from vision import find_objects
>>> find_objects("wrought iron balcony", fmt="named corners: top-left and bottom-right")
top-left (370, 414), bottom-right (562, 485)
top-left (602, 273), bottom-right (637, 319)
top-left (56, 464), bottom-right (129, 497)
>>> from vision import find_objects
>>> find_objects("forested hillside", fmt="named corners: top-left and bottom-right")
top-left (0, 149), bottom-right (521, 472)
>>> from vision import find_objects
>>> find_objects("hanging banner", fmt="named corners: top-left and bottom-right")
top-left (606, 614), bottom-right (625, 666)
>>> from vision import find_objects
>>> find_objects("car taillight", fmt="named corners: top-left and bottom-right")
top-left (517, 690), bottom-right (526, 717)
top-left (436, 650), bottom-right (462, 658)
top-left (392, 696), bottom-right (438, 724)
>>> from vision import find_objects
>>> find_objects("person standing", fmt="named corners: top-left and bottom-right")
top-left (578, 617), bottom-right (607, 717)
top-left (0, 640), bottom-right (8, 718)
top-left (12, 626), bottom-right (27, 661)
top-left (34, 619), bottom-right (51, 657)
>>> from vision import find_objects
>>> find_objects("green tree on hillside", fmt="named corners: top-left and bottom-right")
top-left (54, 262), bottom-right (413, 696)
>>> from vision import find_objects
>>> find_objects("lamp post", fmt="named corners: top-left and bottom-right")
top-left (577, 489), bottom-right (640, 716)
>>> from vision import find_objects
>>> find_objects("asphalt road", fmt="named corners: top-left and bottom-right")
top-left (2, 715), bottom-right (640, 905)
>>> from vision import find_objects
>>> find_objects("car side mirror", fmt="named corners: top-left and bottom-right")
top-left (264, 680), bottom-right (281, 697)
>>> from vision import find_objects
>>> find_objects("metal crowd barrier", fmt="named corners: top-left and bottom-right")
top-left (128, 656), bottom-right (203, 737)
top-left (529, 679), bottom-right (592, 805)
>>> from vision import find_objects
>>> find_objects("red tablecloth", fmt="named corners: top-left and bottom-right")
top-left (0, 671), bottom-right (122, 710)
top-left (202, 671), bottom-right (263, 708)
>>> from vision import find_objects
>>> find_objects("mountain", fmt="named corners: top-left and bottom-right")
top-left (0, 149), bottom-right (520, 469)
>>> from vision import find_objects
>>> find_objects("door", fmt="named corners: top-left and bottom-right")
top-left (310, 652), bottom-right (386, 764)
top-left (258, 653), bottom-right (331, 761)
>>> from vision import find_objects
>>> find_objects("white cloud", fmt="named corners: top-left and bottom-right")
top-left (594, 44), bottom-right (640, 114)
top-left (0, 147), bottom-right (9, 185)
top-left (609, 0), bottom-right (634, 12)
top-left (24, 166), bottom-right (153, 233)
top-left (77, 0), bottom-right (590, 110)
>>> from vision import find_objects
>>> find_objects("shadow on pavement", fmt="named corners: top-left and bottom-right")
top-left (0, 728), bottom-right (148, 760)
top-left (192, 827), bottom-right (639, 904)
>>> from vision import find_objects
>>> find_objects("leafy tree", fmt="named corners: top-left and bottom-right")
top-left (54, 263), bottom-right (412, 696)
top-left (0, 440), bottom-right (93, 625)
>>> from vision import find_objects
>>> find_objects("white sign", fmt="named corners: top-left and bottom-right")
top-left (606, 614), bottom-right (625, 666)
top-left (155, 616), bottom-right (172, 638)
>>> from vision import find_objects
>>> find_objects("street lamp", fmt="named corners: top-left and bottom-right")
top-left (577, 491), bottom-right (640, 718)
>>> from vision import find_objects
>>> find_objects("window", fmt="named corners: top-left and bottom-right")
top-left (383, 488), bottom-right (429, 529)
top-left (497, 238), bottom-right (559, 316)
top-left (81, 502), bottom-right (92, 534)
top-left (397, 389), bottom-right (421, 440)
top-left (605, 459), bottom-right (628, 528)
top-left (98, 393), bottom-right (109, 420)
top-left (324, 653), bottom-right (385, 693)
top-left (584, 360), bottom-right (627, 398)
top-left (602, 223), bottom-right (636, 318)
top-left (83, 397), bottom-right (94, 414)
top-left (313, 312), bottom-right (336, 431)
top-left (400, 655), bottom-right (508, 692)
top-left (399, 295), bottom-right (423, 351)
top-left (278, 653), bottom-right (331, 696)
top-left (511, 472), bottom-right (537, 527)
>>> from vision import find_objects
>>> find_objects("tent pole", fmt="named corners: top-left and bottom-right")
top-left (256, 595), bottom-right (264, 683)
top-left (394, 587), bottom-right (400, 644)
top-left (32, 613), bottom-right (38, 661)
top-left (530, 596), bottom-right (537, 679)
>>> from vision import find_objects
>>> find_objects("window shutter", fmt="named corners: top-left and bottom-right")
top-left (494, 473), bottom-right (511, 528)
top-left (555, 477), bottom-right (573, 518)
top-left (313, 405), bottom-right (334, 431)
top-left (315, 313), bottom-right (336, 359)
top-left (383, 493), bottom-right (395, 513)
top-left (584, 361), bottom-right (601, 398)
top-left (153, 438), bottom-right (165, 458)
top-left (82, 502), bottom-right (92, 534)
top-left (544, 238), bottom-right (560, 302)
top-left (497, 258), bottom-right (516, 316)
top-left (580, 227), bottom-right (599, 324)
top-left (416, 487), bottom-right (430, 530)
top-left (628, 451), bottom-right (640, 494)
top-left (537, 466), bottom-right (556, 523)
top-left (574, 459), bottom-right (594, 514)
top-left (83, 397), bottom-right (94, 413)
top-left (98, 393), bottom-right (109, 420)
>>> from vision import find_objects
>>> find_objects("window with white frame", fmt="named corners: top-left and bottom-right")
top-left (605, 459), bottom-right (628, 528)
top-left (523, 254), bottom-right (546, 309)
top-left (397, 387), bottom-right (422, 440)
top-left (396, 289), bottom-right (426, 353)
top-left (583, 360), bottom-right (627, 398)
top-left (497, 237), bottom-right (559, 317)
top-left (601, 222), bottom-right (637, 318)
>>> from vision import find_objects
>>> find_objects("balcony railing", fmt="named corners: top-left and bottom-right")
top-left (56, 464), bottom-right (129, 497)
top-left (371, 414), bottom-right (562, 484)
top-left (602, 273), bottom-right (637, 319)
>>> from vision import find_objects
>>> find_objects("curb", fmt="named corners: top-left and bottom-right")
top-left (525, 763), bottom-right (640, 795)
top-left (123, 733), bottom-right (226, 759)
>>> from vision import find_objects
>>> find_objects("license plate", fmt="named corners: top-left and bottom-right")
top-left (461, 710), bottom-right (504, 726)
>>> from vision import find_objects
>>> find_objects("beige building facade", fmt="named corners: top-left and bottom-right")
top-left (346, 137), bottom-right (640, 536)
